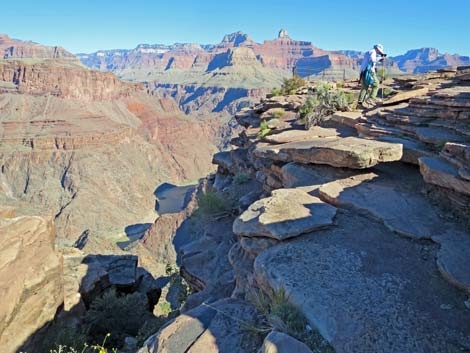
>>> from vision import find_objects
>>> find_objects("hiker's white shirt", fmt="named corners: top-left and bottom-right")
top-left (360, 49), bottom-right (379, 73)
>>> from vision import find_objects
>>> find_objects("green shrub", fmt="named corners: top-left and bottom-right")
top-left (197, 190), bottom-right (228, 215)
top-left (376, 67), bottom-right (389, 81)
top-left (41, 323), bottom-right (88, 353)
top-left (299, 96), bottom-right (319, 118)
top-left (247, 288), bottom-right (334, 353)
top-left (234, 172), bottom-right (251, 185)
top-left (270, 108), bottom-right (286, 120)
top-left (271, 87), bottom-right (283, 96)
top-left (281, 75), bottom-right (306, 95)
top-left (257, 120), bottom-right (272, 140)
top-left (84, 289), bottom-right (150, 348)
top-left (298, 83), bottom-right (353, 129)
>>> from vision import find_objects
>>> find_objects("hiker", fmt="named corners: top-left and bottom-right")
top-left (358, 44), bottom-right (387, 108)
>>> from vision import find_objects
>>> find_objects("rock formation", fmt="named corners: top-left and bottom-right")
top-left (0, 34), bottom-right (76, 60)
top-left (392, 48), bottom-right (470, 73)
top-left (0, 214), bottom-right (62, 353)
top-left (0, 38), bottom-right (231, 248)
top-left (146, 67), bottom-right (470, 353)
top-left (78, 31), bottom-right (469, 115)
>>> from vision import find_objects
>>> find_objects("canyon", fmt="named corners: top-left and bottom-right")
top-left (78, 30), bottom-right (469, 115)
top-left (1, 30), bottom-right (470, 353)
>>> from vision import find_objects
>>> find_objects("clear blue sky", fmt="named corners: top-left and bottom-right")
top-left (2, 0), bottom-right (469, 56)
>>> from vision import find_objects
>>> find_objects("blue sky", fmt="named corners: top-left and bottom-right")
top-left (2, 0), bottom-right (469, 56)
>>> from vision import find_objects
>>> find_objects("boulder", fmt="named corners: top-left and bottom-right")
top-left (258, 331), bottom-right (313, 353)
top-left (233, 188), bottom-right (337, 240)
top-left (213, 151), bottom-right (234, 172)
top-left (331, 111), bottom-right (363, 128)
top-left (139, 298), bottom-right (263, 353)
top-left (0, 216), bottom-right (63, 353)
top-left (253, 137), bottom-right (403, 169)
top-left (419, 157), bottom-right (470, 196)
top-left (63, 250), bottom-right (138, 310)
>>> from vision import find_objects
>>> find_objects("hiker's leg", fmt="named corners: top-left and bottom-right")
top-left (370, 71), bottom-right (380, 101)
top-left (358, 77), bottom-right (369, 103)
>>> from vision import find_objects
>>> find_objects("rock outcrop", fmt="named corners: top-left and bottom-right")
top-left (0, 50), bottom-right (230, 246)
top-left (139, 299), bottom-right (263, 353)
top-left (0, 59), bottom-right (143, 100)
top-left (187, 72), bottom-right (470, 353)
top-left (0, 34), bottom-right (76, 60)
top-left (392, 48), bottom-right (470, 73)
top-left (0, 216), bottom-right (62, 353)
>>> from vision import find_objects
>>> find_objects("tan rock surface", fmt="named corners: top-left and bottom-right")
top-left (264, 127), bottom-right (338, 144)
top-left (254, 136), bottom-right (403, 169)
top-left (0, 216), bottom-right (62, 353)
top-left (233, 188), bottom-right (337, 240)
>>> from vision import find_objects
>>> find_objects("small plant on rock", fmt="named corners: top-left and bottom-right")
top-left (257, 120), bottom-right (272, 140)
top-left (234, 172), bottom-right (251, 185)
top-left (269, 108), bottom-right (286, 120)
top-left (298, 82), bottom-right (353, 130)
top-left (281, 75), bottom-right (306, 95)
top-left (197, 190), bottom-right (229, 215)
top-left (247, 288), bottom-right (334, 353)
top-left (271, 87), bottom-right (283, 96)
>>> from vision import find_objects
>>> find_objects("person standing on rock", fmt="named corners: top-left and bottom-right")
top-left (358, 44), bottom-right (387, 108)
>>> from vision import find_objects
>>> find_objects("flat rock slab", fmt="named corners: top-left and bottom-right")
top-left (264, 127), bottom-right (339, 144)
top-left (139, 298), bottom-right (263, 353)
top-left (434, 231), bottom-right (470, 292)
top-left (318, 164), bottom-right (461, 239)
top-left (419, 157), bottom-right (470, 196)
top-left (233, 188), bottom-right (337, 240)
top-left (318, 163), bottom-right (470, 291)
top-left (331, 111), bottom-right (363, 128)
top-left (253, 137), bottom-right (403, 169)
top-left (375, 136), bottom-right (435, 165)
top-left (281, 162), bottom-right (357, 191)
top-left (254, 211), bottom-right (470, 353)
top-left (383, 87), bottom-right (429, 105)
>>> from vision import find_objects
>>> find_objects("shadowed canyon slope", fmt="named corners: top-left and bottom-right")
top-left (0, 37), bottom-right (231, 247)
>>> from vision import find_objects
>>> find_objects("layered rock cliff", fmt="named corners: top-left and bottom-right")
top-left (0, 34), bottom-right (76, 60)
top-left (0, 41), bottom-right (232, 248)
top-left (138, 67), bottom-right (470, 353)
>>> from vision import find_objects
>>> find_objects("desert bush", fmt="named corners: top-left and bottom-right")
top-left (298, 83), bottom-right (353, 129)
top-left (376, 67), bottom-right (389, 81)
top-left (41, 323), bottom-right (88, 353)
top-left (247, 288), bottom-right (334, 353)
top-left (271, 87), bottom-right (283, 96)
top-left (234, 172), bottom-right (251, 185)
top-left (84, 289), bottom-right (150, 348)
top-left (197, 190), bottom-right (229, 215)
top-left (269, 108), bottom-right (286, 120)
top-left (257, 120), bottom-right (272, 140)
top-left (335, 81), bottom-right (345, 88)
top-left (281, 75), bottom-right (306, 95)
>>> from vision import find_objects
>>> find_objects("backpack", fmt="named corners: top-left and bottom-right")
top-left (364, 63), bottom-right (374, 85)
